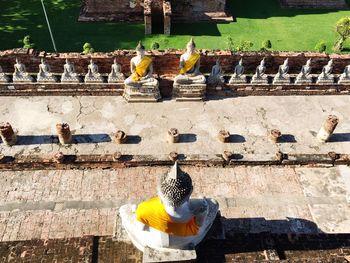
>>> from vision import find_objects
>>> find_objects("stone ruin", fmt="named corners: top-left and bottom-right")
top-left (79, 0), bottom-right (233, 35)
top-left (280, 0), bottom-right (348, 9)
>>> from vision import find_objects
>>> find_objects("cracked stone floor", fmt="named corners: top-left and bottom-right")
top-left (0, 95), bottom-right (349, 156)
top-left (0, 96), bottom-right (349, 242)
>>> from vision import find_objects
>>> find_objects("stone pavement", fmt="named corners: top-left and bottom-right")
top-left (0, 165), bottom-right (349, 242)
top-left (0, 96), bottom-right (350, 157)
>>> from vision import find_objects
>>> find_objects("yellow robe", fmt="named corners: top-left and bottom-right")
top-left (136, 197), bottom-right (199, 237)
top-left (180, 53), bottom-right (200, 74)
top-left (131, 56), bottom-right (152, 81)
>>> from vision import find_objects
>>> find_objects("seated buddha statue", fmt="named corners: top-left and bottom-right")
top-left (124, 41), bottom-right (158, 88)
top-left (295, 59), bottom-right (312, 84)
top-left (173, 38), bottom-right (206, 86)
top-left (61, 59), bottom-right (80, 83)
top-left (37, 58), bottom-right (57, 83)
top-left (13, 58), bottom-right (34, 82)
top-left (207, 59), bottom-right (224, 86)
top-left (119, 162), bottom-right (219, 251)
top-left (84, 59), bottom-right (104, 83)
top-left (108, 59), bottom-right (125, 83)
top-left (0, 65), bottom-right (9, 83)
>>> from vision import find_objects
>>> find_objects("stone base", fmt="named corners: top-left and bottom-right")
top-left (123, 84), bottom-right (161, 103)
top-left (37, 76), bottom-right (57, 83)
top-left (316, 78), bottom-right (334, 85)
top-left (143, 247), bottom-right (196, 263)
top-left (13, 75), bottom-right (33, 83)
top-left (272, 78), bottom-right (290, 85)
top-left (173, 84), bottom-right (207, 101)
top-left (0, 75), bottom-right (9, 83)
top-left (295, 77), bottom-right (312, 85)
top-left (84, 77), bottom-right (104, 84)
top-left (338, 78), bottom-right (350, 85)
top-left (229, 76), bottom-right (246, 85)
top-left (251, 77), bottom-right (268, 85)
top-left (108, 75), bottom-right (125, 83)
top-left (61, 76), bottom-right (80, 83)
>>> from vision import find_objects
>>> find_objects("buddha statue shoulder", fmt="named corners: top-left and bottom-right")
top-left (174, 38), bottom-right (206, 85)
top-left (119, 162), bottom-right (219, 251)
top-left (124, 41), bottom-right (158, 87)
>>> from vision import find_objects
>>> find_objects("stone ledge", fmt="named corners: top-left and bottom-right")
top-left (0, 153), bottom-right (348, 171)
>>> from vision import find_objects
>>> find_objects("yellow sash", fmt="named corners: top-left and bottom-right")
top-left (136, 197), bottom-right (199, 237)
top-left (180, 53), bottom-right (200, 74)
top-left (131, 56), bottom-right (152, 81)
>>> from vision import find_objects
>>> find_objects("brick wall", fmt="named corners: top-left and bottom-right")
top-left (1, 48), bottom-right (350, 76)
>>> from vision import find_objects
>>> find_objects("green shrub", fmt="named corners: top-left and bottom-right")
top-left (23, 35), bottom-right (35, 49)
top-left (83, 42), bottom-right (95, 54)
top-left (235, 40), bottom-right (253, 52)
top-left (315, 41), bottom-right (327, 53)
top-left (151, 42), bottom-right (160, 50)
top-left (226, 37), bottom-right (235, 51)
top-left (261, 40), bottom-right (272, 51)
top-left (334, 17), bottom-right (350, 52)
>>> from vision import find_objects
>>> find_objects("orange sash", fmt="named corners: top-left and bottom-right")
top-left (136, 197), bottom-right (199, 237)
top-left (131, 56), bottom-right (152, 81)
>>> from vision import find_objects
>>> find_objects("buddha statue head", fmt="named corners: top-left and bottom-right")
top-left (157, 162), bottom-right (193, 208)
top-left (136, 41), bottom-right (145, 57)
top-left (186, 38), bottom-right (196, 54)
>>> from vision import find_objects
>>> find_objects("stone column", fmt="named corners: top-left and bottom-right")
top-left (0, 122), bottom-right (17, 146)
top-left (114, 130), bottom-right (127, 144)
top-left (317, 115), bottom-right (338, 142)
top-left (269, 129), bottom-right (282, 143)
top-left (167, 128), bottom-right (179, 143)
top-left (145, 15), bottom-right (152, 35)
top-left (56, 123), bottom-right (72, 144)
top-left (218, 130), bottom-right (230, 143)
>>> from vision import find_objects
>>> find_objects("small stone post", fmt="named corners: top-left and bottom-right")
top-left (56, 123), bottom-right (72, 145)
top-left (269, 129), bottom-right (282, 143)
top-left (114, 130), bottom-right (127, 144)
top-left (218, 130), bottom-right (230, 143)
top-left (222, 151), bottom-right (233, 162)
top-left (113, 152), bottom-right (122, 161)
top-left (317, 115), bottom-right (338, 142)
top-left (167, 128), bottom-right (180, 143)
top-left (53, 152), bottom-right (65, 163)
top-left (169, 151), bottom-right (178, 162)
top-left (0, 122), bottom-right (17, 146)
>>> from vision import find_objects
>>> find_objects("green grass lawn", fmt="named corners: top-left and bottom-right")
top-left (1, 0), bottom-right (350, 52)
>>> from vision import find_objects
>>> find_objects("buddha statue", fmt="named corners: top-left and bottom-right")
top-left (13, 58), bottom-right (34, 82)
top-left (207, 59), bottom-right (224, 86)
top-left (251, 58), bottom-right (268, 84)
top-left (61, 59), bottom-right (80, 83)
top-left (37, 58), bottom-right (57, 83)
top-left (338, 65), bottom-right (350, 84)
top-left (119, 162), bottom-right (219, 252)
top-left (0, 65), bottom-right (9, 83)
top-left (108, 59), bottom-right (125, 83)
top-left (295, 59), bottom-right (312, 84)
top-left (174, 38), bottom-right (206, 86)
top-left (229, 58), bottom-right (246, 84)
top-left (123, 41), bottom-right (160, 102)
top-left (84, 59), bottom-right (104, 83)
top-left (317, 59), bottom-right (334, 84)
top-left (273, 58), bottom-right (290, 85)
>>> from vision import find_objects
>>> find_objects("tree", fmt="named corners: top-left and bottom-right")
top-left (334, 17), bottom-right (350, 52)
top-left (261, 40), bottom-right (272, 51)
top-left (83, 42), bottom-right (95, 54)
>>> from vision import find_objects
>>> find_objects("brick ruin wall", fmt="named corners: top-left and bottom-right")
top-left (79, 0), bottom-right (144, 22)
top-left (1, 48), bottom-right (350, 76)
top-left (280, 0), bottom-right (347, 8)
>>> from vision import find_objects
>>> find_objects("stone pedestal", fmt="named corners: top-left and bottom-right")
top-left (172, 84), bottom-right (207, 101)
top-left (84, 73), bottom-right (104, 83)
top-left (0, 122), bottom-right (17, 146)
top-left (338, 75), bottom-right (350, 85)
top-left (123, 84), bottom-right (161, 102)
top-left (61, 73), bottom-right (80, 83)
top-left (13, 74), bottom-right (33, 83)
top-left (316, 75), bottom-right (334, 85)
top-left (272, 76), bottom-right (290, 85)
top-left (229, 75), bottom-right (246, 85)
top-left (295, 76), bottom-right (312, 85)
top-left (37, 74), bottom-right (57, 83)
top-left (0, 73), bottom-right (9, 84)
top-left (251, 75), bottom-right (268, 85)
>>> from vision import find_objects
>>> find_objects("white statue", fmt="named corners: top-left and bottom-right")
top-left (37, 58), bottom-right (57, 83)
top-left (173, 38), bottom-right (206, 85)
top-left (108, 59), bottom-right (125, 83)
top-left (61, 59), bottom-right (80, 83)
top-left (295, 59), bottom-right (312, 84)
top-left (0, 65), bottom-right (9, 83)
top-left (338, 64), bottom-right (350, 84)
top-left (229, 58), bottom-right (246, 84)
top-left (124, 41), bottom-right (158, 87)
top-left (84, 59), bottom-right (104, 83)
top-left (273, 58), bottom-right (290, 85)
top-left (317, 59), bottom-right (334, 84)
top-left (119, 162), bottom-right (219, 252)
top-left (13, 58), bottom-right (33, 82)
top-left (207, 59), bottom-right (224, 86)
top-left (251, 58), bottom-right (268, 84)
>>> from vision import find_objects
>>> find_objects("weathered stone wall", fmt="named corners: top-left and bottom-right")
top-left (280, 0), bottom-right (348, 8)
top-left (79, 0), bottom-right (144, 22)
top-left (2, 48), bottom-right (350, 76)
top-left (172, 0), bottom-right (227, 20)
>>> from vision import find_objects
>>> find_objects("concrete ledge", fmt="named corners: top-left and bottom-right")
top-left (143, 247), bottom-right (196, 263)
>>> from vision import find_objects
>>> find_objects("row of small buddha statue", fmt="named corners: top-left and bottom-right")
top-left (1, 40), bottom-right (350, 88)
